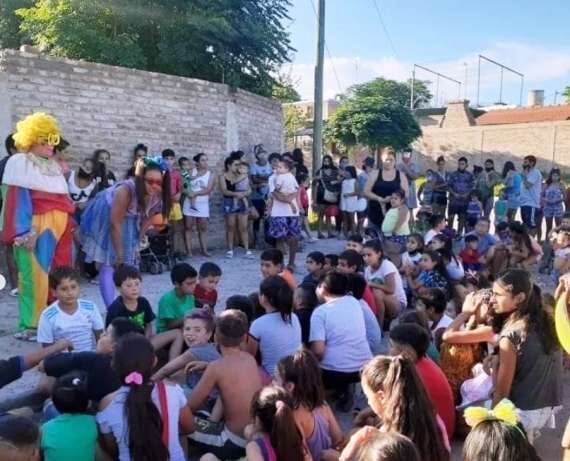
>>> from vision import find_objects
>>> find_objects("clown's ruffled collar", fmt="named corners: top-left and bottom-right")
top-left (2, 153), bottom-right (68, 194)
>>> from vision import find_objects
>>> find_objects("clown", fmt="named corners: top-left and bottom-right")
top-left (1, 113), bottom-right (75, 335)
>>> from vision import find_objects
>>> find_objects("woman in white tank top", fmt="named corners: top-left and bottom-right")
top-left (182, 153), bottom-right (215, 256)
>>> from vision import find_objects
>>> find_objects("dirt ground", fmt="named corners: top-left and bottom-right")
top-left (0, 238), bottom-right (566, 460)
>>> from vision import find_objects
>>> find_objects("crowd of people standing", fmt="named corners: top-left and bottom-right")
top-left (0, 118), bottom-right (570, 461)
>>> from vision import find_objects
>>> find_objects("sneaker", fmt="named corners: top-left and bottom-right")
top-left (9, 288), bottom-right (18, 297)
top-left (225, 250), bottom-right (234, 259)
top-left (89, 278), bottom-right (99, 285)
top-left (244, 250), bottom-right (255, 259)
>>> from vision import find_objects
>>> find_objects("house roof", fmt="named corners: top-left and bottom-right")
top-left (476, 105), bottom-right (570, 125)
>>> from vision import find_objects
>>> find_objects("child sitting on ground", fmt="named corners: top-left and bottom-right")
top-left (275, 349), bottom-right (344, 460)
top-left (97, 334), bottom-right (194, 461)
top-left (247, 276), bottom-right (302, 377)
top-left (418, 288), bottom-right (453, 347)
top-left (37, 267), bottom-right (104, 352)
top-left (194, 262), bottom-right (222, 311)
top-left (323, 253), bottom-right (339, 272)
top-left (0, 414), bottom-right (40, 461)
top-left (157, 263), bottom-right (198, 332)
top-left (244, 386), bottom-right (308, 461)
top-left (267, 158), bottom-right (298, 215)
top-left (346, 234), bottom-right (364, 253)
top-left (459, 235), bottom-right (485, 272)
top-left (152, 310), bottom-right (219, 396)
top-left (337, 249), bottom-right (378, 317)
top-left (346, 273), bottom-right (385, 355)
top-left (107, 265), bottom-right (184, 360)
top-left (554, 230), bottom-right (570, 276)
top-left (302, 251), bottom-right (325, 285)
top-left (293, 284), bottom-right (319, 346)
top-left (463, 400), bottom-right (540, 461)
top-left (41, 372), bottom-right (97, 461)
top-left (341, 431), bottom-right (420, 461)
top-left (188, 310), bottom-right (262, 460)
top-left (260, 248), bottom-right (297, 289)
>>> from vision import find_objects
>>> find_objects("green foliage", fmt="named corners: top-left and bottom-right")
top-left (0, 0), bottom-right (33, 49)
top-left (283, 104), bottom-right (306, 147)
top-left (325, 78), bottom-right (423, 151)
top-left (11, 0), bottom-right (293, 97)
top-left (272, 73), bottom-right (301, 103)
top-left (564, 86), bottom-right (570, 104)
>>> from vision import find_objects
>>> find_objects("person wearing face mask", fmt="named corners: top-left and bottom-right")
top-left (68, 159), bottom-right (98, 218)
top-left (91, 149), bottom-right (116, 191)
top-left (447, 157), bottom-right (474, 235)
top-left (476, 159), bottom-right (501, 219)
top-left (1, 113), bottom-right (75, 338)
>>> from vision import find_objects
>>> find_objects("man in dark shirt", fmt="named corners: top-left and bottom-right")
top-left (43, 317), bottom-right (143, 402)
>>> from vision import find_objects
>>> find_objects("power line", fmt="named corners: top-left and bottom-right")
top-left (308, 0), bottom-right (343, 95)
top-left (370, 0), bottom-right (399, 59)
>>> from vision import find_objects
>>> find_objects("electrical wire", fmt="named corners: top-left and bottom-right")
top-left (370, 0), bottom-right (399, 59)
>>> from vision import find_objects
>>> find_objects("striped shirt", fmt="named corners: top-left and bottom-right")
top-left (37, 299), bottom-right (104, 352)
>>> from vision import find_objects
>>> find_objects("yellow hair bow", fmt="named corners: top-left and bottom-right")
top-left (464, 399), bottom-right (519, 428)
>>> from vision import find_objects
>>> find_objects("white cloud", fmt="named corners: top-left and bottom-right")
top-left (284, 42), bottom-right (570, 106)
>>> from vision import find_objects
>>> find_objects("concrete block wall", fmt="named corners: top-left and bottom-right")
top-left (0, 48), bottom-right (283, 248)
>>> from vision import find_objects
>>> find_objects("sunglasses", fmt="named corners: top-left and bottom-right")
top-left (144, 178), bottom-right (162, 187)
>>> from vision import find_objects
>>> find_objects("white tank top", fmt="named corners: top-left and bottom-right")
top-left (68, 171), bottom-right (97, 204)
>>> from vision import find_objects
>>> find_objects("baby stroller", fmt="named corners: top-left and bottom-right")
top-left (139, 226), bottom-right (176, 275)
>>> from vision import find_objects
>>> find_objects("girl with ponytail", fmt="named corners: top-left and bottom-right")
top-left (487, 268), bottom-right (561, 441)
top-left (245, 386), bottom-right (309, 461)
top-left (352, 355), bottom-right (449, 461)
top-left (247, 276), bottom-right (302, 376)
top-left (97, 333), bottom-right (194, 461)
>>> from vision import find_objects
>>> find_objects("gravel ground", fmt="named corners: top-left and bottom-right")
top-left (0, 237), bottom-right (567, 460)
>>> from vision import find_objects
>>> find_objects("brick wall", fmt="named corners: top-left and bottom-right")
top-left (415, 120), bottom-right (570, 172)
top-left (0, 48), bottom-right (283, 248)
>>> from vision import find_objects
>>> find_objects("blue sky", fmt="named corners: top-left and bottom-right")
top-left (283, 0), bottom-right (570, 106)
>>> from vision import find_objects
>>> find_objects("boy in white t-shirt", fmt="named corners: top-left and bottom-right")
top-left (37, 267), bottom-right (104, 352)
top-left (267, 158), bottom-right (298, 215)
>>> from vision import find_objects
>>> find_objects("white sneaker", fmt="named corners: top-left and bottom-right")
top-left (9, 288), bottom-right (18, 297)
top-left (245, 250), bottom-right (254, 259)
top-left (225, 250), bottom-right (234, 259)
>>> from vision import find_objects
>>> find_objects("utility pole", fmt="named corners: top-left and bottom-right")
top-left (312, 0), bottom-right (325, 179)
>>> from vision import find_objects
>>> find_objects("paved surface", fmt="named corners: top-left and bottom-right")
top-left (0, 238), bottom-right (567, 460)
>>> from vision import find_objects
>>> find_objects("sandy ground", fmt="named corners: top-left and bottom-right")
top-left (0, 237), bottom-right (567, 460)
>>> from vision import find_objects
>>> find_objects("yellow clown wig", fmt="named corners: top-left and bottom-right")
top-left (12, 112), bottom-right (61, 152)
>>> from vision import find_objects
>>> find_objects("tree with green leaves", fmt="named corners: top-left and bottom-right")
top-left (325, 78), bottom-right (424, 152)
top-left (283, 104), bottom-right (306, 148)
top-left (9, 0), bottom-right (294, 97)
top-left (564, 86), bottom-right (570, 104)
top-left (272, 73), bottom-right (301, 103)
top-left (0, 0), bottom-right (32, 49)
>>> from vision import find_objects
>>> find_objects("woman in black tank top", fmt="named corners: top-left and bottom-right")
top-left (364, 147), bottom-right (409, 228)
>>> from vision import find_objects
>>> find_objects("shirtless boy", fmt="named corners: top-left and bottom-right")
top-left (188, 309), bottom-right (262, 460)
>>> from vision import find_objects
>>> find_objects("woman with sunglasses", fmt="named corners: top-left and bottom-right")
top-left (80, 157), bottom-right (171, 307)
